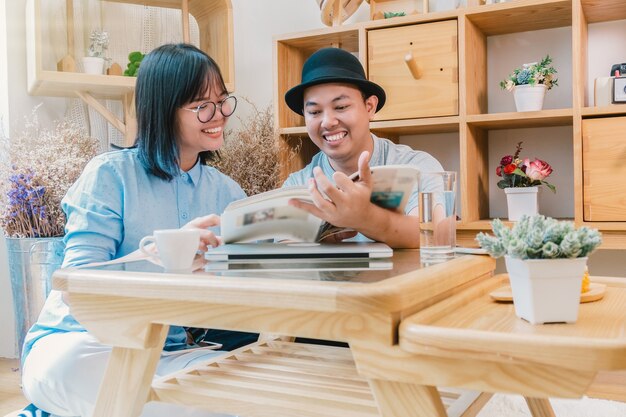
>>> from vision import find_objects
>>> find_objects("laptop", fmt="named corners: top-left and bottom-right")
top-left (204, 258), bottom-right (393, 272)
top-left (204, 242), bottom-right (393, 262)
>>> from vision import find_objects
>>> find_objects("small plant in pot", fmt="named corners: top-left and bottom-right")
top-left (83, 29), bottom-right (110, 74)
top-left (500, 55), bottom-right (558, 112)
top-left (496, 141), bottom-right (555, 221)
top-left (476, 215), bottom-right (602, 324)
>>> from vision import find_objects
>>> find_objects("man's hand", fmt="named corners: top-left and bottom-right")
top-left (183, 214), bottom-right (222, 251)
top-left (289, 151), bottom-right (374, 230)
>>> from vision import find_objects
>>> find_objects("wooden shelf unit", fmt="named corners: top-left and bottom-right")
top-left (26, 0), bottom-right (234, 146)
top-left (273, 0), bottom-right (626, 248)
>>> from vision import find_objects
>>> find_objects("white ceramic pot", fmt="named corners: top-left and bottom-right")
top-left (82, 56), bottom-right (105, 74)
top-left (505, 256), bottom-right (588, 324)
top-left (513, 84), bottom-right (547, 112)
top-left (504, 186), bottom-right (538, 221)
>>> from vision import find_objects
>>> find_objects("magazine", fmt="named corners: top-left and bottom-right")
top-left (220, 165), bottom-right (420, 243)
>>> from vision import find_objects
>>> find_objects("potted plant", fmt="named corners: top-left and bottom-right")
top-left (496, 141), bottom-right (555, 221)
top-left (500, 55), bottom-right (558, 112)
top-left (83, 29), bottom-right (110, 74)
top-left (476, 215), bottom-right (602, 324)
top-left (123, 51), bottom-right (145, 77)
top-left (0, 107), bottom-right (99, 354)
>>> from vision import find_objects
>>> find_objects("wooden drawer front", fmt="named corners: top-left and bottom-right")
top-left (583, 116), bottom-right (626, 221)
top-left (367, 20), bottom-right (458, 121)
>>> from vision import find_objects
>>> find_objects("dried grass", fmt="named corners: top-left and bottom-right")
top-left (212, 99), bottom-right (300, 196)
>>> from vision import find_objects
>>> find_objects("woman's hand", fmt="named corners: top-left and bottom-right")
top-left (183, 214), bottom-right (222, 251)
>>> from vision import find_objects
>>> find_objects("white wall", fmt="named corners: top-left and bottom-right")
top-left (1, 2), bottom-right (625, 357)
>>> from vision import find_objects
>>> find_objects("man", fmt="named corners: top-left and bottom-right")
top-left (283, 47), bottom-right (444, 248)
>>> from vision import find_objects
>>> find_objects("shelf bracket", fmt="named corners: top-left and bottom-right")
top-left (76, 90), bottom-right (128, 138)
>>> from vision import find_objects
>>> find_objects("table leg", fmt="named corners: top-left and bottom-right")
top-left (92, 324), bottom-right (168, 417)
top-left (369, 379), bottom-right (447, 417)
top-left (524, 397), bottom-right (556, 417)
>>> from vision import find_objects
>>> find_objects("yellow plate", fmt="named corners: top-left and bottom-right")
top-left (490, 282), bottom-right (607, 303)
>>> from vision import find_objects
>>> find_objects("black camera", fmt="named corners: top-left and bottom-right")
top-left (610, 63), bottom-right (626, 76)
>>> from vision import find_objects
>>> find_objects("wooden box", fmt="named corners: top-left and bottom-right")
top-left (367, 19), bottom-right (458, 121)
top-left (582, 116), bottom-right (626, 222)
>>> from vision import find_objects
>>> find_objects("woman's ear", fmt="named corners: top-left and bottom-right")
top-left (365, 95), bottom-right (378, 120)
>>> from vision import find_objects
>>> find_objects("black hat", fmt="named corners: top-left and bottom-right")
top-left (284, 48), bottom-right (386, 116)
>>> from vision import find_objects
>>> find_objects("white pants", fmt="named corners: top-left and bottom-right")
top-left (22, 332), bottom-right (235, 417)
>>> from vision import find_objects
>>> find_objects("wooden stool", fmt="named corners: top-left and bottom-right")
top-left (151, 339), bottom-right (491, 417)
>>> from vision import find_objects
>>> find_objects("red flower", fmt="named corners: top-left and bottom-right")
top-left (496, 166), bottom-right (502, 177)
top-left (503, 163), bottom-right (516, 175)
top-left (500, 155), bottom-right (513, 166)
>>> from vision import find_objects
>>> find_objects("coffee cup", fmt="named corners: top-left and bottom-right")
top-left (139, 229), bottom-right (201, 272)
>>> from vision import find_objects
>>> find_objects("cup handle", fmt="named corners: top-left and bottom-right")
top-left (139, 235), bottom-right (156, 258)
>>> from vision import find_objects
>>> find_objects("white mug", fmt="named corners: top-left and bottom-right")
top-left (139, 229), bottom-right (201, 272)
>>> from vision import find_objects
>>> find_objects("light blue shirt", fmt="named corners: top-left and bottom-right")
top-left (283, 134), bottom-right (444, 240)
top-left (22, 148), bottom-right (246, 362)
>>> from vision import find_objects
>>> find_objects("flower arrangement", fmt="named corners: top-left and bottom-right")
top-left (500, 55), bottom-right (558, 92)
top-left (496, 141), bottom-right (556, 192)
top-left (210, 100), bottom-right (300, 196)
top-left (0, 108), bottom-right (100, 238)
top-left (87, 29), bottom-right (110, 59)
top-left (476, 215), bottom-right (602, 260)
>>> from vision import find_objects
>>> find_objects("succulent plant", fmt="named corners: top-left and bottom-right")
top-left (476, 215), bottom-right (602, 259)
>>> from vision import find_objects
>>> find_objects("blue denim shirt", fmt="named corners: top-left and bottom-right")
top-left (22, 148), bottom-right (245, 363)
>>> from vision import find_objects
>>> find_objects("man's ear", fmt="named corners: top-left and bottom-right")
top-left (365, 95), bottom-right (378, 120)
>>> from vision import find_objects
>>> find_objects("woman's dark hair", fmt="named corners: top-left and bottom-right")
top-left (134, 43), bottom-right (226, 180)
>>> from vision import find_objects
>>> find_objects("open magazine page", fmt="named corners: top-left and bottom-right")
top-left (350, 165), bottom-right (420, 212)
top-left (221, 165), bottom-right (421, 243)
top-left (221, 186), bottom-right (323, 243)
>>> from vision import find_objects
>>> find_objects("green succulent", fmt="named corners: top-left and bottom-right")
top-left (123, 51), bottom-right (145, 77)
top-left (383, 11), bottom-right (406, 18)
top-left (476, 215), bottom-right (602, 260)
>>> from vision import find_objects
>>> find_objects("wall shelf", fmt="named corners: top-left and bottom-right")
top-left (582, 106), bottom-right (626, 118)
top-left (28, 70), bottom-right (135, 98)
top-left (466, 109), bottom-right (573, 129)
top-left (580, 0), bottom-right (626, 24)
top-left (26, 0), bottom-right (234, 146)
top-left (465, 0), bottom-right (572, 36)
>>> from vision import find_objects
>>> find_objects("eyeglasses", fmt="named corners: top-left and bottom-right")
top-left (183, 96), bottom-right (237, 123)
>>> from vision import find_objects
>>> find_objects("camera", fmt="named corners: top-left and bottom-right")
top-left (610, 63), bottom-right (626, 76)
top-left (614, 77), bottom-right (626, 103)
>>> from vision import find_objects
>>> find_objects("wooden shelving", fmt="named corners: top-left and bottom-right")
top-left (371, 116), bottom-right (460, 136)
top-left (465, 109), bottom-right (573, 129)
top-left (465, 0), bottom-right (572, 36)
top-left (580, 0), bottom-right (626, 24)
top-left (275, 0), bottom-right (626, 247)
top-left (581, 106), bottom-right (626, 118)
top-left (27, 71), bottom-right (135, 98)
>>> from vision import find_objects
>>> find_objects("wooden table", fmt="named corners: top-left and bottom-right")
top-left (350, 273), bottom-right (626, 417)
top-left (53, 251), bottom-right (495, 417)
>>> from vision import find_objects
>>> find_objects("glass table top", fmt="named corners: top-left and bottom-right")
top-left (77, 250), bottom-right (467, 284)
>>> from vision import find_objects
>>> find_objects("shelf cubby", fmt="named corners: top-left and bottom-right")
top-left (273, 0), bottom-right (626, 247)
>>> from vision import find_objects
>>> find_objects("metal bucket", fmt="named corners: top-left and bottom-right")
top-left (6, 237), bottom-right (64, 356)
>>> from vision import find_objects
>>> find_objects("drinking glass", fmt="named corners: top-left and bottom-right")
top-left (418, 171), bottom-right (457, 265)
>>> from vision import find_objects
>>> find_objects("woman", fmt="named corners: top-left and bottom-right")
top-left (20, 44), bottom-right (247, 417)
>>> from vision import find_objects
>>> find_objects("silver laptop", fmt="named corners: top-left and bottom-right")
top-left (204, 242), bottom-right (393, 262)
top-left (204, 258), bottom-right (393, 272)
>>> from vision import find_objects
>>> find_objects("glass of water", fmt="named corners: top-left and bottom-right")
top-left (418, 171), bottom-right (457, 265)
